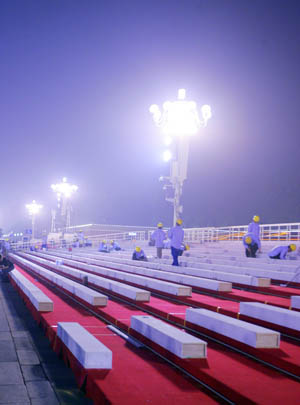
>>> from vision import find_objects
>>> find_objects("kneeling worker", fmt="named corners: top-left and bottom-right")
top-left (268, 244), bottom-right (296, 260)
top-left (242, 233), bottom-right (260, 258)
top-left (98, 240), bottom-right (110, 253)
top-left (132, 246), bottom-right (148, 261)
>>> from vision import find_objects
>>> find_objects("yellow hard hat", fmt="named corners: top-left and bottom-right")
top-left (253, 215), bottom-right (260, 223)
top-left (245, 236), bottom-right (252, 245)
top-left (176, 219), bottom-right (183, 225)
top-left (185, 244), bottom-right (190, 250)
top-left (157, 222), bottom-right (163, 228)
top-left (102, 240), bottom-right (106, 243)
top-left (290, 244), bottom-right (296, 251)
top-left (110, 240), bottom-right (114, 243)
top-left (135, 246), bottom-right (141, 252)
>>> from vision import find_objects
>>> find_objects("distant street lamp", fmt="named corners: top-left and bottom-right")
top-left (150, 89), bottom-right (212, 225)
top-left (26, 200), bottom-right (43, 239)
top-left (51, 177), bottom-right (78, 231)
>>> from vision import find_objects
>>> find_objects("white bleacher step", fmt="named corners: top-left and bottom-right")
top-left (57, 322), bottom-right (112, 369)
top-left (130, 315), bottom-right (207, 359)
top-left (291, 296), bottom-right (300, 310)
top-left (11, 255), bottom-right (108, 307)
top-left (10, 269), bottom-right (53, 312)
top-left (239, 302), bottom-right (300, 332)
top-left (185, 308), bottom-right (280, 348)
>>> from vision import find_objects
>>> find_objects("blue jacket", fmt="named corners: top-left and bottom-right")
top-left (268, 245), bottom-right (289, 260)
top-left (132, 250), bottom-right (147, 261)
top-left (98, 242), bottom-right (109, 252)
top-left (242, 232), bottom-right (261, 249)
top-left (151, 229), bottom-right (166, 248)
top-left (168, 225), bottom-right (184, 249)
top-left (248, 222), bottom-right (260, 240)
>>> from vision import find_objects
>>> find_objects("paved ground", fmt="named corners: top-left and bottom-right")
top-left (0, 280), bottom-right (93, 405)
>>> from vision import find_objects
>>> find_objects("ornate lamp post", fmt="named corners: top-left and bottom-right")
top-left (150, 89), bottom-right (212, 225)
top-left (26, 200), bottom-right (43, 239)
top-left (51, 177), bottom-right (78, 231)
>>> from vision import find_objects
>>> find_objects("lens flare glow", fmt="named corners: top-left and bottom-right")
top-left (163, 150), bottom-right (172, 162)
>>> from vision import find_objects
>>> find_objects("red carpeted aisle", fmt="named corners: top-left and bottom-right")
top-left (13, 264), bottom-right (300, 404)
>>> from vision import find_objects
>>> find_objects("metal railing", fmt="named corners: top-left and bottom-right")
top-left (4, 222), bottom-right (300, 253)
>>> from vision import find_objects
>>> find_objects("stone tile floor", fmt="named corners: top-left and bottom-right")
top-left (0, 280), bottom-right (93, 404)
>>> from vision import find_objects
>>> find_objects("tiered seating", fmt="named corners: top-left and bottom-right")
top-left (23, 251), bottom-right (192, 297)
top-left (10, 269), bottom-right (53, 312)
top-left (44, 249), bottom-right (267, 289)
top-left (18, 252), bottom-right (151, 302)
top-left (9, 249), bottom-right (300, 404)
top-left (10, 254), bottom-right (107, 307)
top-left (57, 322), bottom-right (112, 369)
top-left (185, 308), bottom-right (280, 348)
top-left (130, 315), bottom-right (207, 358)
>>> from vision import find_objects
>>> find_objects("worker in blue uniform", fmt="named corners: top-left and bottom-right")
top-left (242, 233), bottom-right (260, 258)
top-left (168, 219), bottom-right (184, 266)
top-left (268, 244), bottom-right (296, 260)
top-left (248, 215), bottom-right (261, 252)
top-left (151, 222), bottom-right (166, 259)
top-left (110, 240), bottom-right (121, 251)
top-left (132, 246), bottom-right (148, 261)
top-left (98, 240), bottom-right (110, 253)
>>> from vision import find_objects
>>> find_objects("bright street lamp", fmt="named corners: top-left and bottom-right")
top-left (150, 89), bottom-right (212, 225)
top-left (26, 200), bottom-right (43, 239)
top-left (51, 177), bottom-right (78, 231)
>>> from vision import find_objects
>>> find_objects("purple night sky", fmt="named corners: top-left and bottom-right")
top-left (1, 0), bottom-right (300, 232)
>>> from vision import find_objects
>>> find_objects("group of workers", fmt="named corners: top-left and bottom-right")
top-left (243, 215), bottom-right (297, 259)
top-left (133, 219), bottom-right (186, 266)
top-left (98, 239), bottom-right (122, 253)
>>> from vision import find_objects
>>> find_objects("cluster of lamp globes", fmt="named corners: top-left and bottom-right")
top-left (26, 177), bottom-right (78, 219)
top-left (149, 88), bottom-right (212, 162)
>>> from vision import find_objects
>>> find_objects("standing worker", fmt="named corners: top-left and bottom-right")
top-left (248, 215), bottom-right (261, 252)
top-left (0, 254), bottom-right (14, 282)
top-left (242, 233), bottom-right (260, 258)
top-left (168, 219), bottom-right (184, 266)
top-left (151, 223), bottom-right (166, 259)
top-left (268, 244), bottom-right (296, 260)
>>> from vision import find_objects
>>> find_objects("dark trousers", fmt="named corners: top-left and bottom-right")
top-left (156, 247), bottom-right (163, 259)
top-left (245, 243), bottom-right (258, 258)
top-left (171, 246), bottom-right (181, 266)
top-left (270, 253), bottom-right (281, 260)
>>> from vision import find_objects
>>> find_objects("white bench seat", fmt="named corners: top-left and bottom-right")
top-left (57, 322), bottom-right (112, 369)
top-left (240, 302), bottom-right (300, 332)
top-left (186, 308), bottom-right (280, 348)
top-left (10, 269), bottom-right (53, 312)
top-left (131, 315), bottom-right (207, 359)
top-left (291, 296), bottom-right (300, 310)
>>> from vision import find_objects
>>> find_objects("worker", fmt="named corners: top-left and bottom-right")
top-left (151, 222), bottom-right (166, 259)
top-left (268, 244), bottom-right (296, 260)
top-left (132, 246), bottom-right (148, 261)
top-left (248, 215), bottom-right (261, 252)
top-left (242, 233), bottom-right (260, 258)
top-left (0, 254), bottom-right (14, 282)
top-left (78, 230), bottom-right (84, 247)
top-left (168, 219), bottom-right (184, 266)
top-left (110, 240), bottom-right (121, 251)
top-left (98, 240), bottom-right (110, 253)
